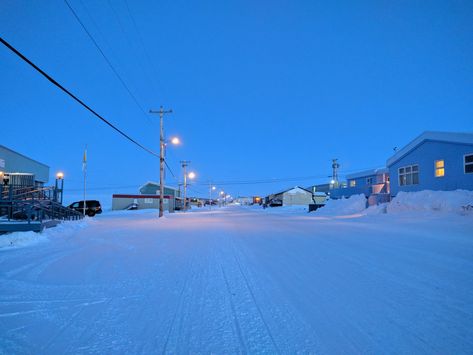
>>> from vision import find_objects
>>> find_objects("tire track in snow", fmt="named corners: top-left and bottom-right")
top-left (160, 258), bottom-right (195, 354)
top-left (226, 234), bottom-right (281, 354)
top-left (40, 301), bottom-right (88, 352)
top-left (220, 262), bottom-right (247, 353)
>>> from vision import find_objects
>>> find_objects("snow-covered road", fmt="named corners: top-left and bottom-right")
top-left (1, 207), bottom-right (472, 353)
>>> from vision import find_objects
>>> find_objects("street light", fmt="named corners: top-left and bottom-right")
top-left (208, 185), bottom-right (217, 210)
top-left (55, 171), bottom-right (64, 204)
top-left (170, 137), bottom-right (180, 145)
top-left (182, 171), bottom-right (196, 212)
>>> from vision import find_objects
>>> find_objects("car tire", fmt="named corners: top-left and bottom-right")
top-left (87, 211), bottom-right (96, 217)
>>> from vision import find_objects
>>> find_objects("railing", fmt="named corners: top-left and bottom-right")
top-left (0, 184), bottom-right (83, 223)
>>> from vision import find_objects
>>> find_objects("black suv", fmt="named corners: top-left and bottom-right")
top-left (68, 200), bottom-right (103, 217)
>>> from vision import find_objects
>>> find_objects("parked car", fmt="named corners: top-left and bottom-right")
top-left (269, 199), bottom-right (283, 207)
top-left (68, 200), bottom-right (102, 217)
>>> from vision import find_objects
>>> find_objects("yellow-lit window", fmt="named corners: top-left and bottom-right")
top-left (435, 160), bottom-right (445, 177)
top-left (349, 180), bottom-right (356, 187)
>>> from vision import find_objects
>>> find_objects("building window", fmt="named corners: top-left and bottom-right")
top-left (366, 177), bottom-right (373, 185)
top-left (349, 180), bottom-right (356, 187)
top-left (465, 154), bottom-right (473, 174)
top-left (399, 164), bottom-right (419, 186)
top-left (435, 160), bottom-right (445, 177)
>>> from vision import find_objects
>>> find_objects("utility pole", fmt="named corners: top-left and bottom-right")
top-left (150, 106), bottom-right (173, 218)
top-left (332, 158), bottom-right (340, 188)
top-left (208, 182), bottom-right (216, 210)
top-left (180, 160), bottom-right (191, 212)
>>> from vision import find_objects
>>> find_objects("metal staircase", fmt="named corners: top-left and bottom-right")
top-left (0, 184), bottom-right (83, 233)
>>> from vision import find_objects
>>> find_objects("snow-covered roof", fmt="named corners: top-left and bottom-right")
top-left (139, 181), bottom-right (179, 192)
top-left (346, 168), bottom-right (389, 180)
top-left (387, 131), bottom-right (473, 167)
top-left (274, 186), bottom-right (312, 196)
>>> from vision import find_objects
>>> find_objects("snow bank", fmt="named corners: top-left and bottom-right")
top-left (262, 205), bottom-right (309, 214)
top-left (387, 190), bottom-right (473, 214)
top-left (0, 219), bottom-right (89, 251)
top-left (0, 231), bottom-right (48, 250)
top-left (315, 194), bottom-right (367, 216)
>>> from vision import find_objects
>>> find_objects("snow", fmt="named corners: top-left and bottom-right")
top-left (315, 194), bottom-right (367, 216)
top-left (312, 190), bottom-right (473, 217)
top-left (286, 187), bottom-right (310, 195)
top-left (1, 206), bottom-right (472, 353)
top-left (388, 189), bottom-right (473, 214)
top-left (0, 220), bottom-right (90, 251)
top-left (0, 231), bottom-right (48, 250)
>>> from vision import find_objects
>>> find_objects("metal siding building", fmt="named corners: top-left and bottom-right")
top-left (112, 194), bottom-right (175, 211)
top-left (0, 145), bottom-right (49, 184)
top-left (387, 132), bottom-right (473, 196)
top-left (274, 187), bottom-right (313, 206)
top-left (139, 182), bottom-right (180, 197)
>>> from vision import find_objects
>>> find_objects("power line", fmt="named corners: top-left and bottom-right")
top-left (0, 36), bottom-right (159, 158)
top-left (191, 166), bottom-right (382, 187)
top-left (122, 0), bottom-right (162, 97)
top-left (64, 0), bottom-right (150, 119)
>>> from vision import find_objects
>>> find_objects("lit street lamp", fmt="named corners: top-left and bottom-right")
top-left (170, 137), bottom-right (180, 145)
top-left (209, 184), bottom-right (216, 210)
top-left (183, 170), bottom-right (196, 212)
top-left (55, 172), bottom-right (64, 204)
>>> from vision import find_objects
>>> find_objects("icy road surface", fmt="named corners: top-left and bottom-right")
top-left (1, 207), bottom-right (472, 353)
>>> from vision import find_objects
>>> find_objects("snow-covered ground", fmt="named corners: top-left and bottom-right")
top-left (1, 204), bottom-right (472, 353)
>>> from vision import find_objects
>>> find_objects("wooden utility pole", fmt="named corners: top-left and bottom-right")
top-left (180, 161), bottom-right (191, 212)
top-left (150, 106), bottom-right (172, 217)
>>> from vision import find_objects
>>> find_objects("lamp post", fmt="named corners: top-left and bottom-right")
top-left (55, 172), bottom-right (64, 204)
top-left (183, 170), bottom-right (196, 212)
top-left (209, 184), bottom-right (216, 210)
top-left (219, 190), bottom-right (225, 207)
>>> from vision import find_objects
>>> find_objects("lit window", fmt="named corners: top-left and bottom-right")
top-left (349, 180), bottom-right (356, 187)
top-left (399, 164), bottom-right (419, 186)
top-left (465, 154), bottom-right (473, 174)
top-left (435, 160), bottom-right (445, 177)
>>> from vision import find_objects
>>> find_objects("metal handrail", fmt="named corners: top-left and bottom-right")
top-left (0, 184), bottom-right (83, 223)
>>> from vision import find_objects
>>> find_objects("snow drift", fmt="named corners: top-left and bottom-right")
top-left (315, 190), bottom-right (473, 217)
top-left (0, 219), bottom-right (89, 251)
top-left (387, 190), bottom-right (473, 214)
top-left (315, 194), bottom-right (367, 216)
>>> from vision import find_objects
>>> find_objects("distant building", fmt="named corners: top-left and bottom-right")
top-left (139, 181), bottom-right (180, 198)
top-left (307, 183), bottom-right (331, 194)
top-left (235, 197), bottom-right (253, 205)
top-left (112, 194), bottom-right (177, 211)
top-left (330, 168), bottom-right (390, 200)
top-left (0, 145), bottom-right (49, 187)
top-left (269, 186), bottom-right (313, 207)
top-left (112, 182), bottom-right (181, 211)
top-left (387, 131), bottom-right (473, 196)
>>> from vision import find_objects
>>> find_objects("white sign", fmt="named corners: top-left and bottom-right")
top-left (0, 159), bottom-right (4, 168)
top-left (144, 198), bottom-right (153, 204)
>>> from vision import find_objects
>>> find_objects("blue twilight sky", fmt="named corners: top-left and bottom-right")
top-left (1, 0), bottom-right (472, 198)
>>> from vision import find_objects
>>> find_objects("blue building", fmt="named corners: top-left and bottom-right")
top-left (329, 168), bottom-right (390, 203)
top-left (387, 131), bottom-right (473, 196)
